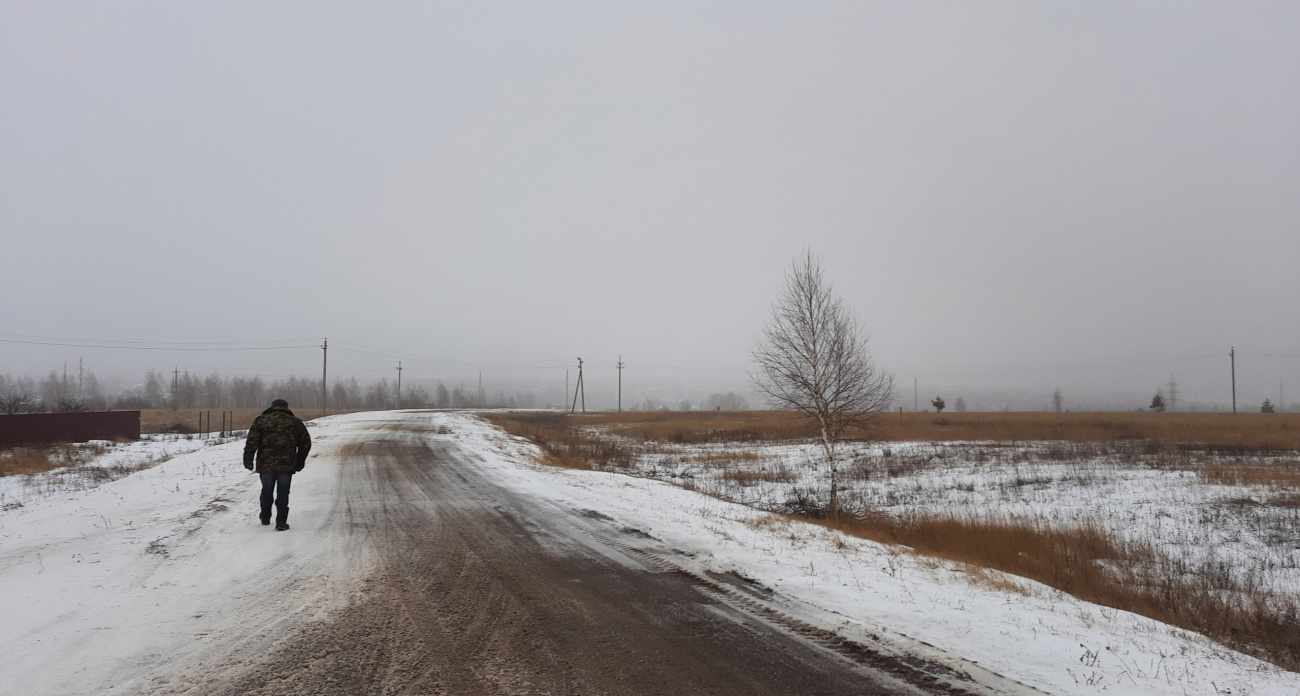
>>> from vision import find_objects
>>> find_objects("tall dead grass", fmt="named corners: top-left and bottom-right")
top-left (879, 412), bottom-right (1300, 451)
top-left (538, 410), bottom-right (818, 443)
top-left (486, 410), bottom-right (1300, 451)
top-left (1200, 462), bottom-right (1300, 488)
top-left (482, 412), bottom-right (626, 469)
top-left (822, 512), bottom-right (1300, 671)
top-left (0, 443), bottom-right (109, 476)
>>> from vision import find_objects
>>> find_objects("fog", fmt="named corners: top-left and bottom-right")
top-left (2, 2), bottom-right (1297, 411)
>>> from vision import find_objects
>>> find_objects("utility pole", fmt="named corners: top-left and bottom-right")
top-left (172, 366), bottom-right (179, 411)
top-left (78, 357), bottom-right (83, 402)
top-left (616, 355), bottom-right (624, 413)
top-left (322, 338), bottom-right (328, 415)
top-left (914, 376), bottom-right (918, 412)
top-left (565, 370), bottom-right (569, 411)
top-left (1167, 374), bottom-right (1179, 413)
top-left (1230, 347), bottom-right (1236, 414)
top-left (396, 361), bottom-right (402, 410)
top-left (571, 358), bottom-right (585, 413)
top-left (478, 371), bottom-right (483, 407)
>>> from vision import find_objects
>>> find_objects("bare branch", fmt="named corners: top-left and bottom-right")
top-left (750, 250), bottom-right (895, 512)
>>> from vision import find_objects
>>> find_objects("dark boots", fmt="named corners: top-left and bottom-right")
top-left (275, 505), bottom-right (289, 531)
top-left (260, 503), bottom-right (272, 526)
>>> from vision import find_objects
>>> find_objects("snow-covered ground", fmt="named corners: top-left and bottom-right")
top-left (0, 414), bottom-right (377, 695)
top-left (0, 411), bottom-right (1296, 695)
top-left (587, 436), bottom-right (1300, 608)
top-left (0, 433), bottom-right (240, 509)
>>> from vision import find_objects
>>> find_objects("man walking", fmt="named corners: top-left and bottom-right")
top-left (244, 398), bottom-right (311, 531)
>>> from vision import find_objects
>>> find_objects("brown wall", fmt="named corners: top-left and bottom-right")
top-left (0, 411), bottom-right (141, 446)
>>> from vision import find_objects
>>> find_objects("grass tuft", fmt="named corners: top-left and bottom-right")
top-left (0, 443), bottom-right (109, 476)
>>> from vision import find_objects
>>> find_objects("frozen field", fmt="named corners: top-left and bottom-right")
top-left (604, 437), bottom-right (1300, 601)
top-left (0, 432), bottom-right (242, 509)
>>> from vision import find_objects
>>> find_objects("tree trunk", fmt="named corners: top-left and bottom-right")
top-left (818, 419), bottom-right (838, 517)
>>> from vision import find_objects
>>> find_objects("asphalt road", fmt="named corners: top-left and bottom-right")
top-left (208, 419), bottom-right (979, 696)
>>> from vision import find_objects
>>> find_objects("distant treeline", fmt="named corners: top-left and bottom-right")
top-left (0, 371), bottom-right (538, 413)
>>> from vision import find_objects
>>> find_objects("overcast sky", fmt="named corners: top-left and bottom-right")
top-left (2, 1), bottom-right (1297, 409)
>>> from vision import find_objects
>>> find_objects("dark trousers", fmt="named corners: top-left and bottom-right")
top-left (259, 472), bottom-right (293, 509)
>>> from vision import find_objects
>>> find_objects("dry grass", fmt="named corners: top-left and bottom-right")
top-left (819, 512), bottom-right (1300, 671)
top-left (481, 412), bottom-right (616, 469)
top-left (139, 407), bottom-right (368, 434)
top-left (720, 467), bottom-right (797, 485)
top-left (485, 409), bottom-right (1300, 451)
top-left (878, 411), bottom-right (1300, 451)
top-left (1200, 462), bottom-right (1300, 488)
top-left (686, 450), bottom-right (762, 464)
top-left (0, 443), bottom-right (110, 476)
top-left (515, 410), bottom-right (818, 444)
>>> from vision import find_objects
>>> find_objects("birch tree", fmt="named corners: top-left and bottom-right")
top-left (751, 251), bottom-right (894, 514)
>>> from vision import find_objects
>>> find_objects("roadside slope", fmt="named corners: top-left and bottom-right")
top-left (453, 411), bottom-right (1298, 695)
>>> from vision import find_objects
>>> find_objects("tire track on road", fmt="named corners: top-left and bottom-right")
top-left (201, 419), bottom-right (989, 695)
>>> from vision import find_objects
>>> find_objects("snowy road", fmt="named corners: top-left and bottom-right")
top-left (1, 411), bottom-right (1294, 695)
top-left (205, 417), bottom-right (947, 695)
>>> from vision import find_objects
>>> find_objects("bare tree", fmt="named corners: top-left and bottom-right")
top-left (751, 251), bottom-right (894, 514)
top-left (0, 390), bottom-right (37, 414)
top-left (0, 375), bottom-right (38, 414)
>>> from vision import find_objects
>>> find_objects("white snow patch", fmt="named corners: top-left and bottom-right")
top-left (0, 412), bottom-right (378, 695)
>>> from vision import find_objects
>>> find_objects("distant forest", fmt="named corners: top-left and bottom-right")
top-left (0, 370), bottom-right (537, 414)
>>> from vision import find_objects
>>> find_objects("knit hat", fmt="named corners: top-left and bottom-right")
top-left (271, 399), bottom-right (289, 408)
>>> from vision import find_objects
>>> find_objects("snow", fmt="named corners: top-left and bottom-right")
top-left (0, 433), bottom-right (235, 508)
top-left (0, 413), bottom-right (378, 695)
top-left (0, 410), bottom-right (1296, 695)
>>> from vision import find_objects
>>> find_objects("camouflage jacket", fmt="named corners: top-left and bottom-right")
top-left (243, 406), bottom-right (311, 474)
